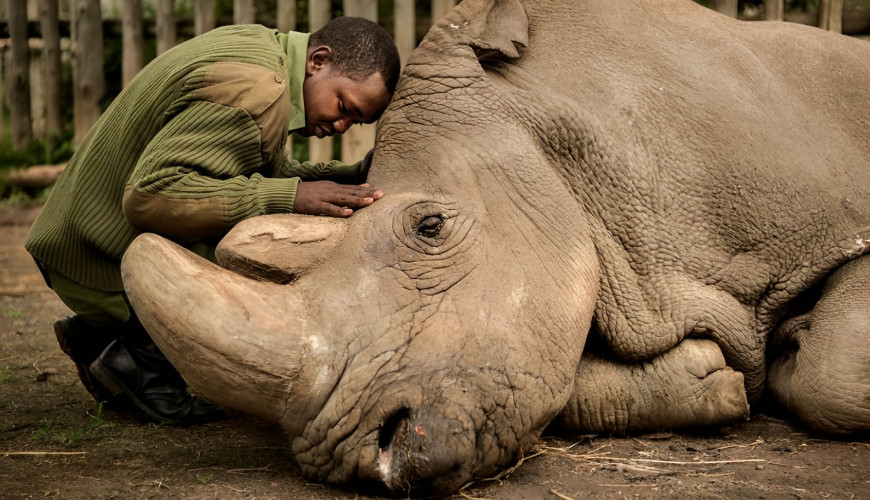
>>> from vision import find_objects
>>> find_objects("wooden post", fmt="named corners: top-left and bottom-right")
top-left (157, 0), bottom-right (176, 55)
top-left (308, 0), bottom-right (333, 162)
top-left (713, 0), bottom-right (738, 19)
top-left (6, 0), bottom-right (34, 149)
top-left (30, 39), bottom-right (46, 140)
top-left (40, 0), bottom-right (62, 141)
top-left (71, 0), bottom-right (104, 144)
top-left (763, 0), bottom-right (783, 21)
top-left (277, 0), bottom-right (297, 158)
top-left (341, 0), bottom-right (378, 164)
top-left (122, 0), bottom-right (144, 86)
top-left (394, 0), bottom-right (416, 67)
top-left (343, 0), bottom-right (377, 19)
top-left (820, 0), bottom-right (845, 33)
top-left (432, 0), bottom-right (455, 23)
top-left (277, 0), bottom-right (296, 33)
top-left (819, 0), bottom-right (830, 29)
top-left (195, 0), bottom-right (215, 35)
top-left (0, 47), bottom-right (5, 142)
top-left (234, 0), bottom-right (255, 25)
top-left (831, 0), bottom-right (844, 34)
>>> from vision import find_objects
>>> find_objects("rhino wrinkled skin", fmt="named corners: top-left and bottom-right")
top-left (121, 0), bottom-right (870, 495)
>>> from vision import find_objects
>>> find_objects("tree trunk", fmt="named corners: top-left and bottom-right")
top-left (713, 0), bottom-right (738, 18)
top-left (195, 0), bottom-right (215, 36)
top-left (394, 0), bottom-right (416, 67)
top-left (122, 0), bottom-right (144, 86)
top-left (157, 0), bottom-right (176, 55)
top-left (764, 0), bottom-right (783, 21)
top-left (71, 0), bottom-right (104, 144)
top-left (308, 0), bottom-right (333, 162)
top-left (341, 0), bottom-right (378, 164)
top-left (40, 0), bottom-right (62, 142)
top-left (431, 0), bottom-right (455, 23)
top-left (234, 0), bottom-right (255, 25)
top-left (6, 0), bottom-right (34, 150)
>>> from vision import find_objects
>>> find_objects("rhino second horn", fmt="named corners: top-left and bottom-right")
top-left (216, 214), bottom-right (347, 284)
top-left (122, 232), bottom-right (333, 428)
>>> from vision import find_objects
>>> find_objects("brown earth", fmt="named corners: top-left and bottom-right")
top-left (1, 204), bottom-right (868, 500)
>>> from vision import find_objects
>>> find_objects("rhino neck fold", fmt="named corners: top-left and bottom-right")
top-left (121, 233), bottom-right (332, 428)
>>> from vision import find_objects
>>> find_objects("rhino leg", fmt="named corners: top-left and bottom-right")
top-left (556, 338), bottom-right (749, 435)
top-left (768, 254), bottom-right (870, 435)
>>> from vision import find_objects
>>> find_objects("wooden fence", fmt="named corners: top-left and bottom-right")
top-left (0, 0), bottom-right (862, 164)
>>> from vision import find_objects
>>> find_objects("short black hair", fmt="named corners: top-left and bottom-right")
top-left (309, 17), bottom-right (401, 95)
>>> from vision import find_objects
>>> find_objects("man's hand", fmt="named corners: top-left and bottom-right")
top-left (293, 181), bottom-right (383, 217)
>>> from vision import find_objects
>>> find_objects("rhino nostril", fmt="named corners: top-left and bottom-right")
top-left (375, 405), bottom-right (471, 494)
top-left (378, 407), bottom-right (410, 450)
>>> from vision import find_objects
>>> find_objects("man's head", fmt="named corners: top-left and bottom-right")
top-left (297, 17), bottom-right (401, 139)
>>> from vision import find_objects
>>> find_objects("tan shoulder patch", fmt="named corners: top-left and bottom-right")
top-left (192, 61), bottom-right (289, 164)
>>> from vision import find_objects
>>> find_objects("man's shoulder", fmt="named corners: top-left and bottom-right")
top-left (192, 61), bottom-right (288, 118)
top-left (191, 61), bottom-right (290, 164)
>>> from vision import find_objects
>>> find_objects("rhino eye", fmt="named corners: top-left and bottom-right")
top-left (416, 215), bottom-right (446, 238)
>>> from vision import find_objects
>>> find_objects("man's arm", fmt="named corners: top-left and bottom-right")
top-left (122, 102), bottom-right (377, 238)
top-left (272, 146), bottom-right (373, 185)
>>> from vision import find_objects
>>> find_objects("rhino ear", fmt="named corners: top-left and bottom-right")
top-left (453, 0), bottom-right (529, 60)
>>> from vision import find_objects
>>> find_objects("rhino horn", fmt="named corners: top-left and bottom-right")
top-left (216, 213), bottom-right (347, 283)
top-left (121, 231), bottom-right (335, 429)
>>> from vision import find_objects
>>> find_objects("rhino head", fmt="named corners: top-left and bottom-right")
top-left (122, 0), bottom-right (598, 494)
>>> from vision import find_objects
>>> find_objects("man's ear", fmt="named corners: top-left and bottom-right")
top-left (306, 46), bottom-right (333, 75)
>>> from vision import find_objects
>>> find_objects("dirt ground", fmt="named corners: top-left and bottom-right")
top-left (1, 205), bottom-right (868, 500)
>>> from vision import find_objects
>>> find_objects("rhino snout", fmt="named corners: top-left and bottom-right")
top-left (376, 405), bottom-right (475, 494)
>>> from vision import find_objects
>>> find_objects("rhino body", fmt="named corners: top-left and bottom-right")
top-left (122, 0), bottom-right (870, 494)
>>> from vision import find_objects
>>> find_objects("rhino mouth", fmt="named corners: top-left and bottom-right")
top-left (374, 405), bottom-right (475, 494)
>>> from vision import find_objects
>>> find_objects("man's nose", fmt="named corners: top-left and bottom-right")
top-left (333, 117), bottom-right (353, 134)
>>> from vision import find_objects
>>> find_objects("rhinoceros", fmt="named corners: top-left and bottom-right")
top-left (120, 0), bottom-right (870, 495)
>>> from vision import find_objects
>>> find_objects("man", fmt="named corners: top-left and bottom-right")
top-left (25, 17), bottom-right (401, 425)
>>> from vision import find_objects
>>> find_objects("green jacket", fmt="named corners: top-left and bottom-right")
top-left (26, 25), bottom-right (365, 291)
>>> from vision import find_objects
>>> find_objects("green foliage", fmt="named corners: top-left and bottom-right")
top-left (0, 186), bottom-right (52, 209)
top-left (290, 134), bottom-right (309, 162)
top-left (4, 308), bottom-right (23, 318)
top-left (31, 403), bottom-right (114, 447)
top-left (0, 116), bottom-right (72, 204)
top-left (0, 366), bottom-right (18, 385)
top-left (0, 132), bottom-right (75, 171)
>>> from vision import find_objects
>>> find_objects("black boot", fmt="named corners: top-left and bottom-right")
top-left (89, 337), bottom-right (224, 425)
top-left (53, 316), bottom-right (129, 408)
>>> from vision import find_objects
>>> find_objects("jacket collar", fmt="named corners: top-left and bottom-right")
top-left (277, 31), bottom-right (309, 132)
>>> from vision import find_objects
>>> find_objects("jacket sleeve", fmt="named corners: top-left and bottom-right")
top-left (272, 150), bottom-right (365, 185)
top-left (122, 100), bottom-right (299, 239)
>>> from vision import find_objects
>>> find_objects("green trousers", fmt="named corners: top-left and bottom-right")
top-left (33, 241), bottom-right (216, 328)
top-left (36, 262), bottom-right (131, 328)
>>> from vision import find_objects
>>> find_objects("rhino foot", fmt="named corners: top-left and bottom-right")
top-left (557, 338), bottom-right (750, 434)
top-left (769, 254), bottom-right (870, 435)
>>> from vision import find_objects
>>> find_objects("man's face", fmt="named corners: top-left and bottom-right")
top-left (296, 49), bottom-right (392, 139)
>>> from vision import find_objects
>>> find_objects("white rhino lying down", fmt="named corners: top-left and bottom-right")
top-left (121, 0), bottom-right (870, 495)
